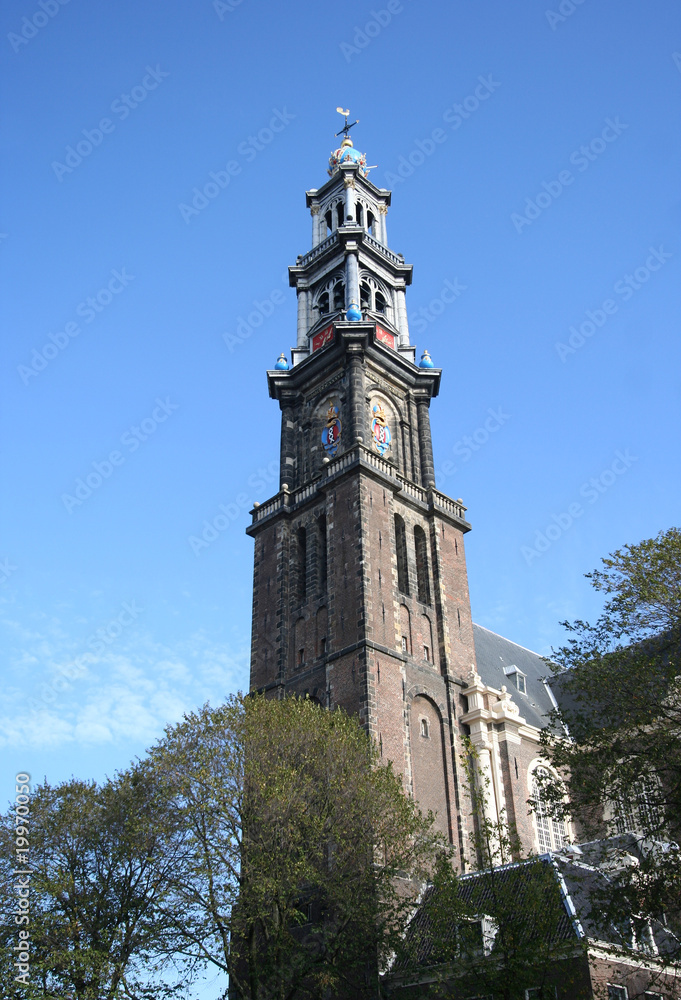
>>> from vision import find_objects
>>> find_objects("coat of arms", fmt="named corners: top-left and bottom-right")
top-left (371, 403), bottom-right (391, 456)
top-left (321, 402), bottom-right (342, 456)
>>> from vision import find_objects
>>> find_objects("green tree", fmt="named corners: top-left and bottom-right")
top-left (147, 693), bottom-right (444, 1000)
top-left (0, 771), bottom-right (191, 1000)
top-left (539, 526), bottom-right (681, 995)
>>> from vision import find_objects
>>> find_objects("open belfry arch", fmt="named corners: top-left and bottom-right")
top-left (246, 113), bottom-right (555, 866)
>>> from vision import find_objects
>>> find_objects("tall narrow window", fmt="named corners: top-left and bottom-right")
top-left (394, 514), bottom-right (409, 595)
top-left (325, 210), bottom-right (332, 235)
top-left (317, 515), bottom-right (327, 593)
top-left (297, 527), bottom-right (307, 601)
top-left (531, 767), bottom-right (568, 852)
top-left (611, 774), bottom-right (663, 836)
top-left (333, 281), bottom-right (345, 312)
top-left (414, 526), bottom-right (431, 604)
top-left (360, 281), bottom-right (371, 310)
top-left (336, 202), bottom-right (344, 227)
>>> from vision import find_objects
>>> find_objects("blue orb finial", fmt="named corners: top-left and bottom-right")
top-left (419, 349), bottom-right (434, 369)
top-left (274, 352), bottom-right (289, 370)
top-left (346, 301), bottom-right (362, 322)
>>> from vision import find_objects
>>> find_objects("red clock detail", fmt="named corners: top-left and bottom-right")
top-left (312, 325), bottom-right (334, 352)
top-left (376, 326), bottom-right (396, 350)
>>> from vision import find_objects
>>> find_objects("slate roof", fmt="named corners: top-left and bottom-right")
top-left (472, 623), bottom-right (559, 731)
top-left (391, 851), bottom-right (679, 973)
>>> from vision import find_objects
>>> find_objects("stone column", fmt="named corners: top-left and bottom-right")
top-left (395, 288), bottom-right (410, 345)
top-left (310, 205), bottom-right (321, 247)
top-left (344, 173), bottom-right (355, 221)
top-left (296, 289), bottom-right (309, 347)
top-left (379, 204), bottom-right (388, 245)
top-left (346, 249), bottom-right (360, 311)
top-left (417, 398), bottom-right (435, 486)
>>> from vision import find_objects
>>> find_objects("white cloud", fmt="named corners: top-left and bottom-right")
top-left (0, 612), bottom-right (250, 751)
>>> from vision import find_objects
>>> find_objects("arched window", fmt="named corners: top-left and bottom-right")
top-left (611, 774), bottom-right (664, 836)
top-left (420, 718), bottom-right (430, 738)
top-left (531, 766), bottom-right (568, 852)
top-left (356, 203), bottom-right (364, 226)
top-left (297, 527), bottom-right (307, 602)
top-left (358, 275), bottom-right (392, 319)
top-left (333, 281), bottom-right (345, 312)
top-left (394, 514), bottom-right (409, 595)
top-left (336, 202), bottom-right (344, 227)
top-left (400, 604), bottom-right (411, 656)
top-left (360, 281), bottom-right (371, 311)
top-left (314, 275), bottom-right (345, 320)
top-left (414, 526), bottom-right (431, 605)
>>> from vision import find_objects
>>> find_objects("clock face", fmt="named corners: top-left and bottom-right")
top-left (376, 326), bottom-right (396, 350)
top-left (312, 325), bottom-right (334, 352)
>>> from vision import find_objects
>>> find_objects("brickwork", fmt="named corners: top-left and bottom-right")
top-left (248, 153), bottom-right (480, 864)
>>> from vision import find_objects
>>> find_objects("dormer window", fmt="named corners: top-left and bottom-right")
top-left (503, 664), bottom-right (526, 694)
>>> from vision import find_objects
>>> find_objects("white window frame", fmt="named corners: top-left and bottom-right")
top-left (529, 763), bottom-right (570, 853)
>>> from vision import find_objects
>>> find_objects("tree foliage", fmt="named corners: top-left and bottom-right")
top-left (0, 771), bottom-right (190, 1000)
top-left (147, 694), bottom-right (443, 1000)
top-left (539, 526), bottom-right (681, 989)
top-left (541, 526), bottom-right (681, 838)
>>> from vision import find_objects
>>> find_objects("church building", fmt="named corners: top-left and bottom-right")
top-left (246, 120), bottom-right (570, 867)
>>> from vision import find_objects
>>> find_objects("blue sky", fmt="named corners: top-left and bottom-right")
top-left (2, 0), bottom-right (680, 839)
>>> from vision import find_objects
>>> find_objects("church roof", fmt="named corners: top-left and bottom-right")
top-left (472, 623), bottom-right (559, 732)
top-left (388, 851), bottom-right (679, 976)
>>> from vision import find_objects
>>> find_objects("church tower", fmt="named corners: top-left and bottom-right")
top-left (246, 119), bottom-right (479, 862)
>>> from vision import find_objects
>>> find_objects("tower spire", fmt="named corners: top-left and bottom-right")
top-left (248, 125), bottom-right (478, 865)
